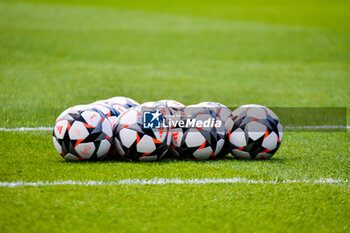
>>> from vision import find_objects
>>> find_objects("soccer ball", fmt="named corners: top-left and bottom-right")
top-left (106, 96), bottom-right (139, 111)
top-left (89, 103), bottom-right (123, 127)
top-left (140, 100), bottom-right (185, 158)
top-left (197, 102), bottom-right (232, 157)
top-left (171, 106), bottom-right (225, 160)
top-left (152, 100), bottom-right (186, 157)
top-left (92, 96), bottom-right (139, 114)
top-left (155, 100), bottom-right (185, 115)
top-left (139, 100), bottom-right (185, 120)
top-left (55, 105), bottom-right (91, 121)
top-left (53, 106), bottom-right (113, 161)
top-left (197, 102), bottom-right (232, 122)
top-left (225, 104), bottom-right (283, 160)
top-left (113, 106), bottom-right (170, 161)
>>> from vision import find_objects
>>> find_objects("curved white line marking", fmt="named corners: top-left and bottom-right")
top-left (0, 178), bottom-right (348, 187)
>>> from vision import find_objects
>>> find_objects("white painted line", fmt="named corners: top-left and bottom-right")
top-left (285, 125), bottom-right (350, 130)
top-left (0, 178), bottom-right (348, 187)
top-left (0, 126), bottom-right (349, 132)
top-left (0, 127), bottom-right (52, 131)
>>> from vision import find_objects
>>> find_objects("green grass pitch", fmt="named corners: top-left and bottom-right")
top-left (0, 0), bottom-right (349, 232)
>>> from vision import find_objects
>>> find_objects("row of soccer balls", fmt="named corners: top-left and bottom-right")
top-left (53, 97), bottom-right (283, 161)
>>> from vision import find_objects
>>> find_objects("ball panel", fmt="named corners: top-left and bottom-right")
top-left (166, 100), bottom-right (185, 108)
top-left (232, 107), bottom-right (245, 116)
top-left (136, 135), bottom-right (156, 153)
top-left (68, 121), bottom-right (89, 140)
top-left (185, 129), bottom-right (206, 148)
top-left (75, 142), bottom-right (96, 159)
top-left (81, 110), bottom-right (101, 127)
top-left (52, 136), bottom-right (62, 154)
top-left (166, 129), bottom-right (171, 146)
top-left (119, 128), bottom-right (137, 148)
top-left (152, 127), bottom-right (167, 142)
top-left (224, 117), bottom-right (234, 132)
top-left (197, 102), bottom-right (232, 122)
top-left (96, 140), bottom-right (111, 158)
top-left (107, 116), bottom-right (118, 127)
top-left (218, 108), bottom-right (232, 122)
top-left (54, 120), bottom-right (68, 139)
top-left (232, 149), bottom-right (251, 159)
top-left (246, 121), bottom-right (267, 141)
top-left (193, 147), bottom-right (213, 160)
top-left (101, 118), bottom-right (113, 137)
top-left (171, 129), bottom-right (183, 147)
top-left (64, 153), bottom-right (80, 161)
top-left (91, 104), bottom-right (110, 115)
top-left (247, 107), bottom-right (266, 119)
top-left (120, 110), bottom-right (139, 125)
top-left (107, 97), bottom-right (140, 109)
top-left (112, 105), bottom-right (128, 114)
top-left (214, 138), bottom-right (225, 156)
top-left (114, 137), bottom-right (125, 156)
top-left (277, 123), bottom-right (283, 141)
top-left (262, 131), bottom-right (278, 150)
top-left (229, 128), bottom-right (247, 147)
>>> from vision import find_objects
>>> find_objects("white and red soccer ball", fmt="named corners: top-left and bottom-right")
top-left (197, 102), bottom-right (232, 157)
top-left (225, 104), bottom-right (283, 160)
top-left (113, 106), bottom-right (170, 161)
top-left (53, 105), bottom-right (113, 161)
top-left (170, 106), bottom-right (225, 160)
top-left (155, 100), bottom-right (185, 115)
top-left (53, 99), bottom-right (283, 161)
top-left (92, 96), bottom-right (139, 115)
top-left (153, 100), bottom-right (186, 157)
top-left (89, 103), bottom-right (122, 127)
top-left (197, 102), bottom-right (232, 123)
top-left (105, 96), bottom-right (139, 112)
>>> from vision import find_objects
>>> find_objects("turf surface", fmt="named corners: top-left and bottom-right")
top-left (0, 0), bottom-right (349, 232)
top-left (1, 185), bottom-right (348, 233)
